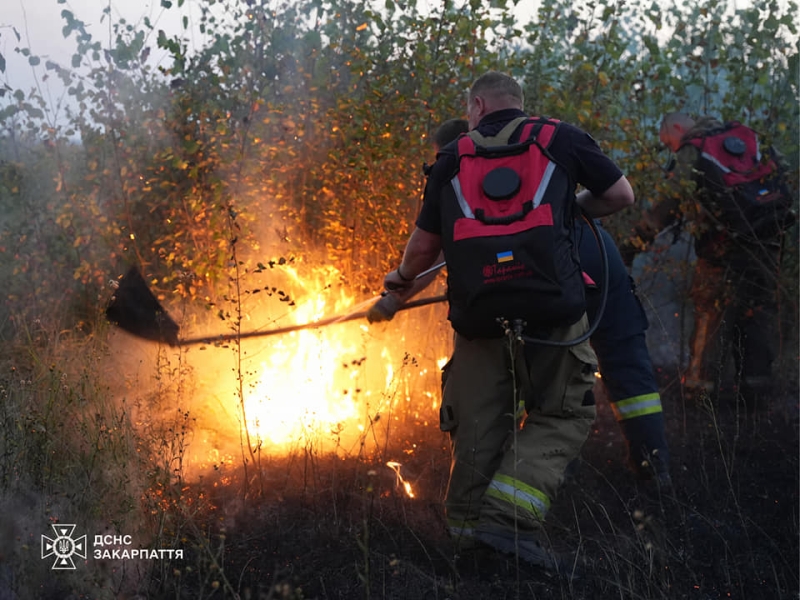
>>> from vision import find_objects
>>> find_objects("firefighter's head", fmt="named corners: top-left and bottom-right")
top-left (433, 118), bottom-right (469, 152)
top-left (423, 118), bottom-right (469, 176)
top-left (660, 112), bottom-right (696, 152)
top-left (467, 71), bottom-right (523, 130)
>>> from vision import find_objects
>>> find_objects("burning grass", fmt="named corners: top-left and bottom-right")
top-left (0, 255), bottom-right (454, 598)
top-left (0, 257), bottom-right (797, 600)
top-left (103, 258), bottom-right (451, 475)
top-left (129, 385), bottom-right (800, 600)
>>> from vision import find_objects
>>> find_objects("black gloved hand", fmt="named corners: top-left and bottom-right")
top-left (366, 294), bottom-right (402, 323)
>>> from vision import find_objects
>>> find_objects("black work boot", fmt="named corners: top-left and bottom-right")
top-left (472, 525), bottom-right (581, 578)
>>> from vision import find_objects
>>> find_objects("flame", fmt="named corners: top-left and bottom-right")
top-left (242, 264), bottom-right (375, 448)
top-left (386, 461), bottom-right (415, 498)
top-left (240, 262), bottom-right (449, 454)
top-left (246, 327), bottom-right (363, 446)
top-left (153, 260), bottom-right (453, 478)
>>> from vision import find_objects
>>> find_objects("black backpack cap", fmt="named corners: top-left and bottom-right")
top-left (483, 167), bottom-right (522, 200)
top-left (722, 136), bottom-right (747, 156)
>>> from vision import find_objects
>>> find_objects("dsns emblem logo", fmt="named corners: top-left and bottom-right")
top-left (41, 524), bottom-right (87, 570)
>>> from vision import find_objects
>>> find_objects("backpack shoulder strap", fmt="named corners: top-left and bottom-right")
top-left (459, 116), bottom-right (560, 158)
top-left (466, 116), bottom-right (528, 148)
top-left (521, 116), bottom-right (559, 149)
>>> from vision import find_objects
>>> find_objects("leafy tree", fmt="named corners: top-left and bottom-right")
top-left (0, 0), bottom-right (796, 330)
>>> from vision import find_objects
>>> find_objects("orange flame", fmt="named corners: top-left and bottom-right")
top-left (151, 261), bottom-right (451, 477)
top-left (386, 461), bottom-right (415, 498)
top-left (241, 263), bottom-right (448, 454)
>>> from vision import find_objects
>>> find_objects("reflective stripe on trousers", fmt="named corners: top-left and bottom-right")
top-left (485, 473), bottom-right (551, 522)
top-left (611, 392), bottom-right (663, 421)
top-left (441, 317), bottom-right (597, 533)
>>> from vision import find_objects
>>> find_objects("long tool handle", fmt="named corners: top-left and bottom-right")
top-left (416, 261), bottom-right (446, 280)
top-left (383, 261), bottom-right (446, 294)
top-left (177, 294), bottom-right (447, 347)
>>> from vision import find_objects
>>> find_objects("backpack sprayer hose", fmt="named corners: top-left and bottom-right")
top-left (518, 213), bottom-right (609, 347)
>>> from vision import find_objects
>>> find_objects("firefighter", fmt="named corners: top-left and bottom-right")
top-left (370, 119), bottom-right (670, 485)
top-left (378, 72), bottom-right (635, 572)
top-left (619, 112), bottom-right (790, 409)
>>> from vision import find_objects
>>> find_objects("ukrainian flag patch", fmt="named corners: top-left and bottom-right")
top-left (497, 251), bottom-right (514, 263)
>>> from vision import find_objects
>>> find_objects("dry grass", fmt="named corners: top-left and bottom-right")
top-left (0, 307), bottom-right (797, 600)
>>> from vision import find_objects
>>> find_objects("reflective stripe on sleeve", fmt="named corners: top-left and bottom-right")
top-left (611, 392), bottom-right (663, 421)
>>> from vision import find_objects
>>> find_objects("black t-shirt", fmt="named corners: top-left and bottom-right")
top-left (416, 108), bottom-right (624, 234)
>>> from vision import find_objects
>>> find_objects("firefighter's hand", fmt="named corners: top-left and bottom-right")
top-left (383, 269), bottom-right (415, 293)
top-left (629, 449), bottom-right (675, 525)
top-left (367, 294), bottom-right (402, 323)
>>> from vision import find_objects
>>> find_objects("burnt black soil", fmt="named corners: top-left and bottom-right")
top-left (147, 374), bottom-right (799, 600)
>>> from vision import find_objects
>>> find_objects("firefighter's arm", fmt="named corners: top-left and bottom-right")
top-left (618, 149), bottom-right (697, 266)
top-left (383, 227), bottom-right (442, 294)
top-left (369, 249), bottom-right (444, 323)
top-left (576, 175), bottom-right (635, 218)
top-left (618, 196), bottom-right (682, 267)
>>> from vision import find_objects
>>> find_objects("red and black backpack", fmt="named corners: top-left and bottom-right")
top-left (683, 122), bottom-right (795, 241)
top-left (439, 116), bottom-right (586, 339)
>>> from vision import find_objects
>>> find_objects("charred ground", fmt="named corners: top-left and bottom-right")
top-left (136, 372), bottom-right (799, 600)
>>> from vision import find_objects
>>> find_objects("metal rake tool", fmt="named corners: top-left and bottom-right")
top-left (105, 266), bottom-right (446, 347)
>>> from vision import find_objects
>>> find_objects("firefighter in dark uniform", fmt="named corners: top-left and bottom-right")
top-left (374, 71), bottom-right (640, 571)
top-left (372, 119), bottom-right (669, 485)
top-left (575, 220), bottom-right (669, 480)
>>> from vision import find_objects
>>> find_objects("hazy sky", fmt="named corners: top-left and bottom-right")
top-left (2, 0), bottom-right (193, 89)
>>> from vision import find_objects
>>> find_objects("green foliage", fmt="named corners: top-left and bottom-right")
top-left (0, 0), bottom-right (796, 323)
top-left (517, 0), bottom-right (799, 239)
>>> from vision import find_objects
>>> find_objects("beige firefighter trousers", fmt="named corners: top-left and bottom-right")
top-left (440, 315), bottom-right (598, 540)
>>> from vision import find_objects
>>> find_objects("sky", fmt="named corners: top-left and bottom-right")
top-left (2, 0), bottom-right (194, 89)
top-left (1, 0), bottom-right (231, 133)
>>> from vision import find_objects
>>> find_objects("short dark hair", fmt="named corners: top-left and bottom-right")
top-left (469, 71), bottom-right (523, 106)
top-left (433, 118), bottom-right (469, 149)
